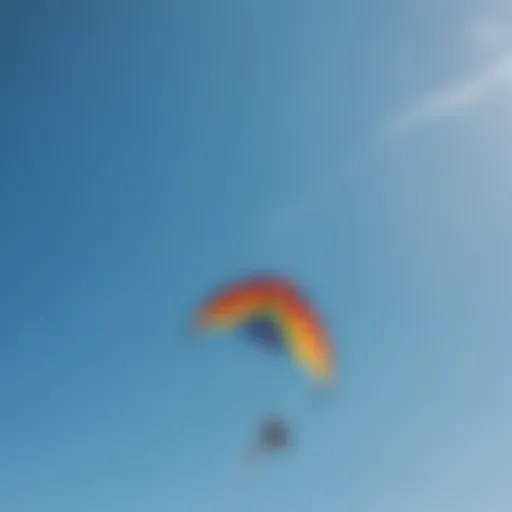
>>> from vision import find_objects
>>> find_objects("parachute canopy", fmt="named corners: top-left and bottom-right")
top-left (194, 275), bottom-right (335, 383)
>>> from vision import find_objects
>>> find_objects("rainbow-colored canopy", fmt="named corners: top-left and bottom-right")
top-left (194, 275), bottom-right (335, 383)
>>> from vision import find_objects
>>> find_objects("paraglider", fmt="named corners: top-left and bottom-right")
top-left (193, 274), bottom-right (336, 384)
top-left (259, 415), bottom-right (291, 449)
top-left (240, 414), bottom-right (292, 469)
top-left (192, 274), bottom-right (337, 470)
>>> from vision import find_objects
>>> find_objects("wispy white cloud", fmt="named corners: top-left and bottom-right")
top-left (382, 17), bottom-right (512, 139)
top-left (265, 18), bottom-right (512, 236)
top-left (382, 51), bottom-right (512, 139)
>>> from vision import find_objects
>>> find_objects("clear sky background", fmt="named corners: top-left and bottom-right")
top-left (1, 0), bottom-right (512, 511)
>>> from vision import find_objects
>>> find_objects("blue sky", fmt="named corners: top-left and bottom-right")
top-left (1, 1), bottom-right (512, 511)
